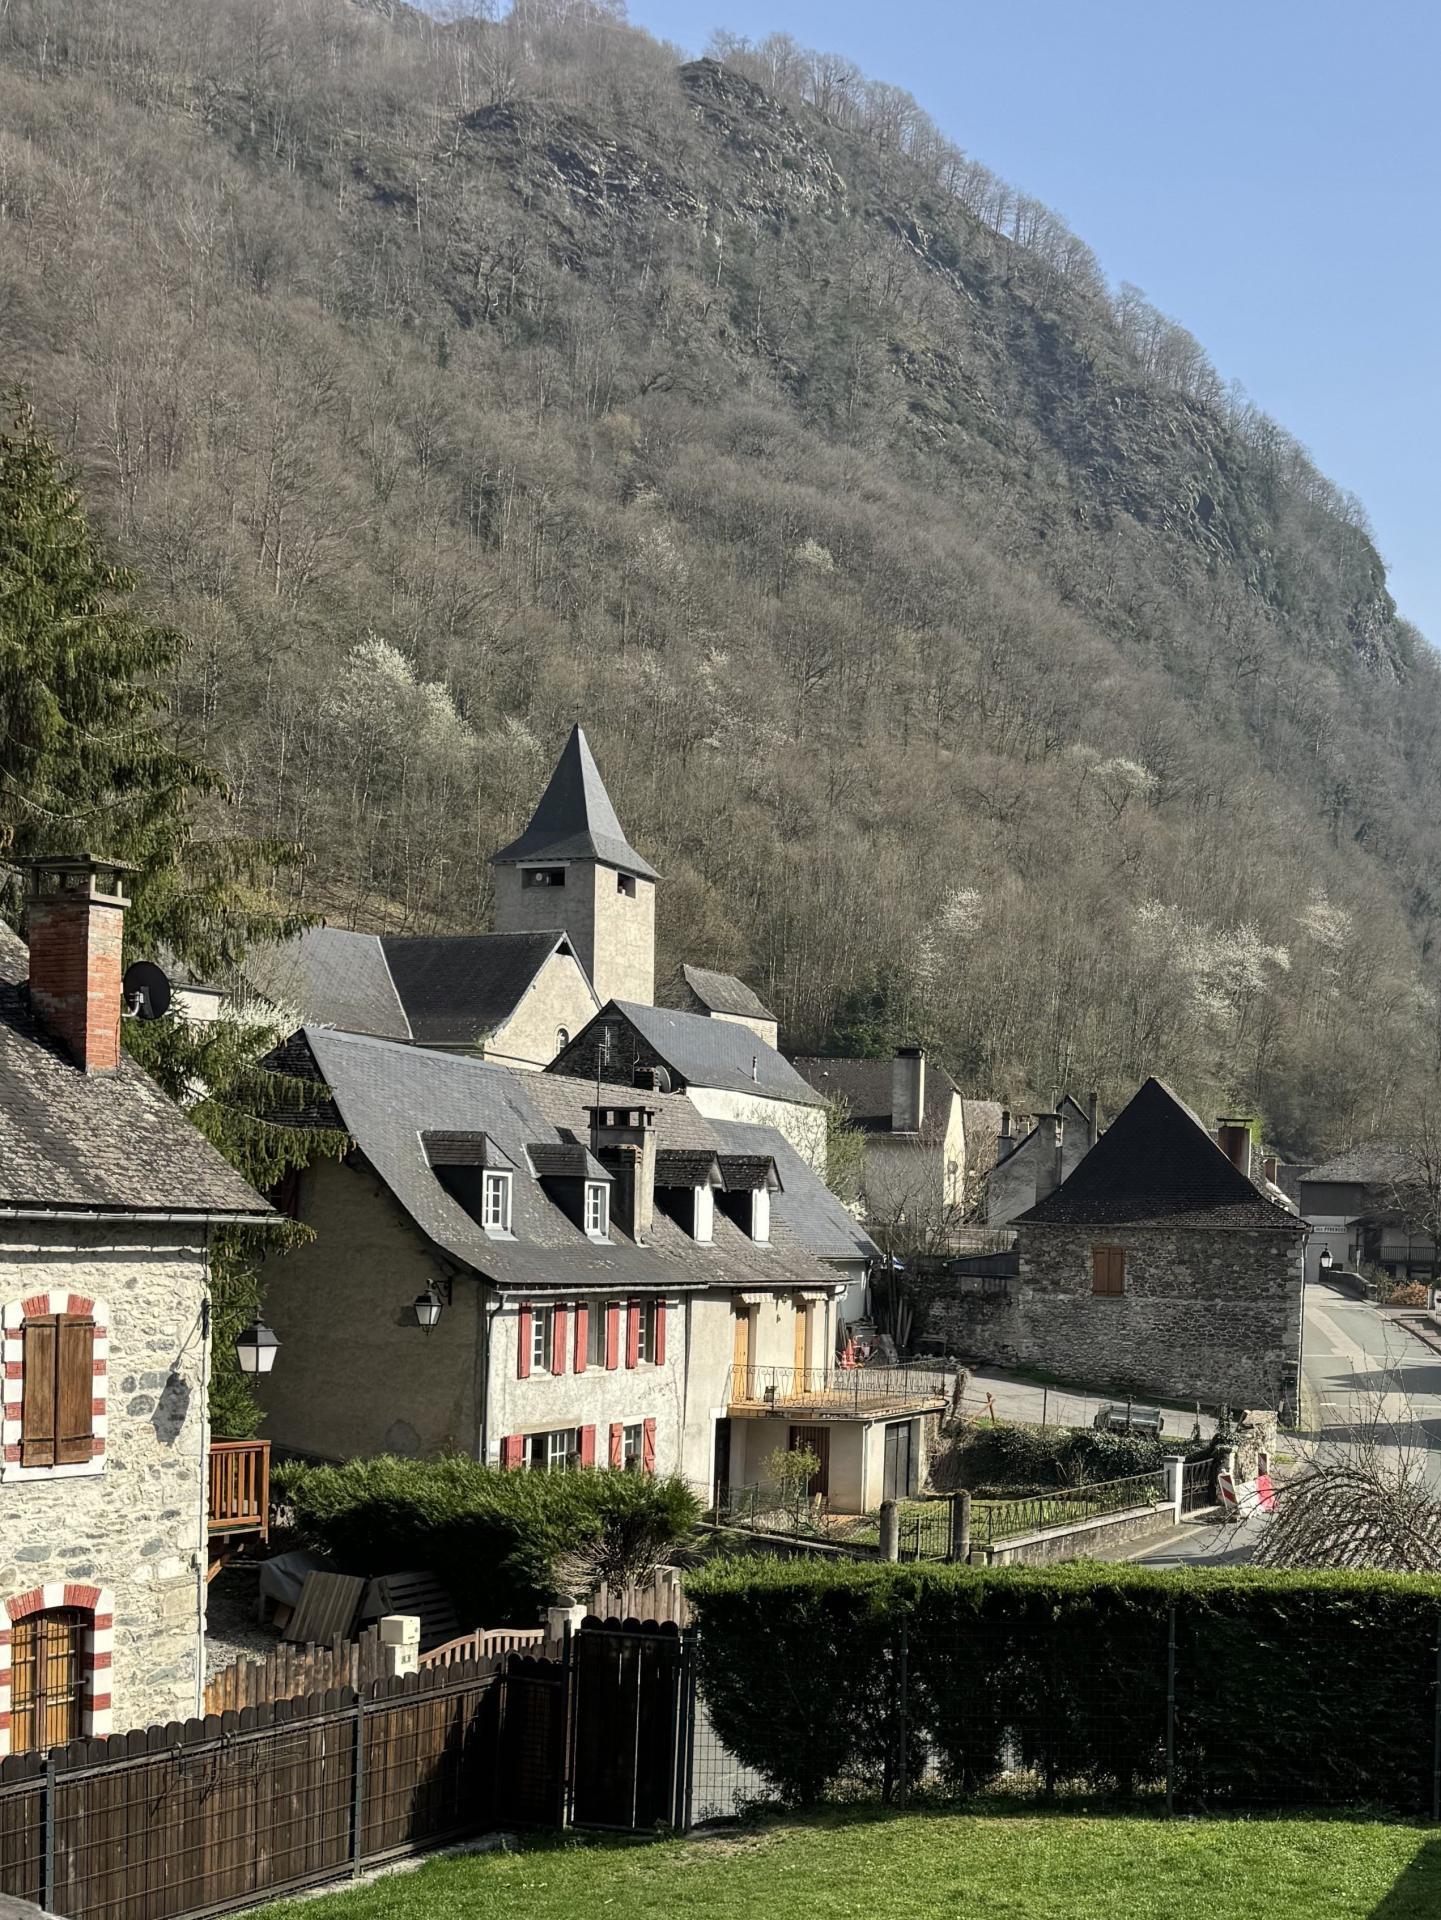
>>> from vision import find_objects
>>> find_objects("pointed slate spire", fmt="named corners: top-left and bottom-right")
top-left (492, 725), bottom-right (659, 880)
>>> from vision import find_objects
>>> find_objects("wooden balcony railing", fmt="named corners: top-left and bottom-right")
top-left (208, 1438), bottom-right (271, 1540)
top-left (726, 1365), bottom-right (952, 1419)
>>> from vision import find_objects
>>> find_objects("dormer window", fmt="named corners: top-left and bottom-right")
top-left (585, 1182), bottom-right (610, 1240)
top-left (693, 1184), bottom-right (714, 1244)
top-left (482, 1171), bottom-right (512, 1234)
top-left (523, 866), bottom-right (566, 889)
top-left (751, 1187), bottom-right (770, 1244)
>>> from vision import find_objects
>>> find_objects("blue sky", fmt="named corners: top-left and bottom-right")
top-left (627, 0), bottom-right (1441, 642)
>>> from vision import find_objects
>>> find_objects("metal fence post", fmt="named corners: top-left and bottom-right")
top-left (1165, 1600), bottom-right (1177, 1818)
top-left (41, 1751), bottom-right (56, 1915)
top-left (351, 1690), bottom-right (366, 1876)
top-left (896, 1621), bottom-right (910, 1809)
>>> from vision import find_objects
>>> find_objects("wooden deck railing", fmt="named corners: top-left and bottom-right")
top-left (726, 1365), bottom-right (952, 1418)
top-left (208, 1438), bottom-right (271, 1539)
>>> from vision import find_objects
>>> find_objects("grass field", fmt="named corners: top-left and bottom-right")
top-left (260, 1809), bottom-right (1441, 1920)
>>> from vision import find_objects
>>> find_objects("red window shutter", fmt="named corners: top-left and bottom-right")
top-left (654, 1301), bottom-right (667, 1368)
top-left (573, 1303), bottom-right (589, 1374)
top-left (500, 1435), bottom-right (523, 1469)
top-left (551, 1305), bottom-right (569, 1376)
top-left (21, 1319), bottom-right (58, 1468)
top-left (609, 1422), bottom-right (624, 1468)
top-left (642, 1418), bottom-right (657, 1476)
top-left (56, 1319), bottom-right (95, 1466)
top-left (626, 1301), bottom-right (641, 1370)
top-left (605, 1302), bottom-right (621, 1371)
top-left (517, 1304), bottom-right (532, 1379)
top-left (579, 1425), bottom-right (596, 1467)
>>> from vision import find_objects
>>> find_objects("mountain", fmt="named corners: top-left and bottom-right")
top-left (1, 0), bottom-right (1436, 1154)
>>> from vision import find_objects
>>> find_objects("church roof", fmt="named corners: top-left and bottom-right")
top-left (491, 725), bottom-right (658, 881)
top-left (1015, 1077), bottom-right (1302, 1233)
top-left (681, 964), bottom-right (775, 1022)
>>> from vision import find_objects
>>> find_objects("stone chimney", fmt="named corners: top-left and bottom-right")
top-left (588, 1100), bottom-right (657, 1242)
top-left (1216, 1119), bottom-right (1253, 1180)
top-left (1086, 1092), bottom-right (1099, 1148)
top-left (891, 1046), bottom-right (926, 1134)
top-left (22, 855), bottom-right (132, 1073)
top-left (1033, 1113), bottom-right (1064, 1202)
top-left (998, 1109), bottom-right (1013, 1155)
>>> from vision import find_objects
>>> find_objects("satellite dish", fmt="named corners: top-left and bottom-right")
top-left (122, 959), bottom-right (172, 1021)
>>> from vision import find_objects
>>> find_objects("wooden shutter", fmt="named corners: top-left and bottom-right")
top-left (573, 1303), bottom-right (589, 1374)
top-left (609, 1422), bottom-right (624, 1468)
top-left (642, 1418), bottom-right (656, 1475)
top-left (605, 1302), bottom-right (621, 1370)
top-left (625, 1302), bottom-right (641, 1370)
top-left (500, 1435), bottom-right (523, 1468)
top-left (551, 1305), bottom-right (569, 1376)
top-left (653, 1301), bottom-right (666, 1368)
top-left (21, 1318), bottom-right (58, 1467)
top-left (1092, 1248), bottom-right (1125, 1296)
top-left (57, 1318), bottom-right (96, 1465)
top-left (517, 1304), bottom-right (532, 1379)
top-left (793, 1303), bottom-right (807, 1377)
top-left (578, 1425), bottom-right (596, 1468)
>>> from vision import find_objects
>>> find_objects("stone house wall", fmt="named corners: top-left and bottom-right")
top-left (0, 1223), bottom-right (212, 1744)
top-left (921, 1224), bottom-right (1301, 1409)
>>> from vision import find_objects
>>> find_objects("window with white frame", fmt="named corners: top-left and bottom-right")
top-left (482, 1171), bottom-right (512, 1234)
top-left (528, 1427), bottom-right (578, 1470)
top-left (635, 1301), bottom-right (654, 1365)
top-left (693, 1184), bottom-right (714, 1244)
top-left (622, 1422), bottom-right (644, 1470)
top-left (588, 1300), bottom-right (608, 1367)
top-left (555, 1027), bottom-right (570, 1052)
top-left (531, 1306), bottom-right (552, 1373)
top-left (584, 1181), bottom-right (610, 1239)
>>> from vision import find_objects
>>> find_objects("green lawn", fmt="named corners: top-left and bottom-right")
top-left (260, 1809), bottom-right (1441, 1920)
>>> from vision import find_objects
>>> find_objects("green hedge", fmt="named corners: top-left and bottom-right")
top-left (689, 1559), bottom-right (1441, 1812)
top-left (276, 1456), bottom-right (699, 1624)
top-left (937, 1419), bottom-right (1176, 1494)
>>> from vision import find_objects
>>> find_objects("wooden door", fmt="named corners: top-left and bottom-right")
top-left (883, 1421), bottom-right (913, 1504)
top-left (11, 1609), bottom-right (84, 1753)
top-left (788, 1424), bottom-right (831, 1498)
top-left (731, 1305), bottom-right (751, 1400)
top-left (712, 1418), bottom-right (732, 1505)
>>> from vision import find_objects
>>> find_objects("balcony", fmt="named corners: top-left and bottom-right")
top-left (726, 1364), bottom-right (950, 1421)
top-left (208, 1438), bottom-right (271, 1543)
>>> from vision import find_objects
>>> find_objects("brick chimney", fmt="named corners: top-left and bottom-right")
top-left (891, 1046), bottom-right (926, 1134)
top-left (1216, 1119), bottom-right (1253, 1180)
top-left (22, 855), bottom-right (132, 1073)
top-left (588, 1100), bottom-right (657, 1243)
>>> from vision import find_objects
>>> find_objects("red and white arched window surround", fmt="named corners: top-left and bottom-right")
top-left (1, 1291), bottom-right (109, 1483)
top-left (0, 1583), bottom-right (115, 1757)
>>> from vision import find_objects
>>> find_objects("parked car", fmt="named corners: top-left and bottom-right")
top-left (1092, 1402), bottom-right (1165, 1437)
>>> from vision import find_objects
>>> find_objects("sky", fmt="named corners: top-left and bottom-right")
top-left (625, 0), bottom-right (1441, 643)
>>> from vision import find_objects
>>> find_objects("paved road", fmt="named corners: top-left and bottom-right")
top-left (1300, 1279), bottom-right (1441, 1488)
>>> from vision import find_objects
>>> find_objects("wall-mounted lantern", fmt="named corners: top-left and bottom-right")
top-left (235, 1321), bottom-right (281, 1375)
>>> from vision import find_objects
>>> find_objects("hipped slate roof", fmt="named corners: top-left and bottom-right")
top-left (1015, 1078), bottom-right (1303, 1233)
top-left (707, 1117), bottom-right (878, 1264)
top-left (0, 925), bottom-right (270, 1221)
top-left (244, 926), bottom-right (582, 1046)
top-left (491, 725), bottom-right (658, 881)
top-left (1300, 1144), bottom-right (1418, 1188)
top-left (789, 1055), bottom-right (961, 1133)
top-left (681, 965), bottom-right (775, 1022)
top-left (594, 1002), bottom-right (825, 1107)
top-left (299, 1027), bottom-right (843, 1292)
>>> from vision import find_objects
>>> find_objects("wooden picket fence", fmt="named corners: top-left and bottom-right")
top-left (420, 1625), bottom-right (546, 1669)
top-left (203, 1626), bottom-right (390, 1715)
top-left (587, 1566), bottom-right (690, 1626)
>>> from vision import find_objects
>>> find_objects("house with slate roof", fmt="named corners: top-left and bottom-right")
top-left (254, 1033), bottom-right (935, 1513)
top-left (676, 966), bottom-right (778, 1049)
top-left (923, 1078), bottom-right (1305, 1411)
top-left (552, 1002), bottom-right (829, 1176)
top-left (790, 1049), bottom-right (1001, 1248)
top-left (0, 857), bottom-right (272, 1753)
top-left (1298, 1143), bottom-right (1435, 1288)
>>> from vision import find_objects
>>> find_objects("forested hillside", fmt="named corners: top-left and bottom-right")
top-left (2, 0), bottom-right (1438, 1153)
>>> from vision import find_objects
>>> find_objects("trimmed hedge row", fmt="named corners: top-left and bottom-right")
top-left (688, 1559), bottom-right (1441, 1811)
top-left (275, 1455), bottom-right (700, 1623)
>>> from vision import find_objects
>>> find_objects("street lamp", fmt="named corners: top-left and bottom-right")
top-left (1319, 1247), bottom-right (1335, 1273)
top-left (412, 1285), bottom-right (444, 1332)
top-left (235, 1321), bottom-right (280, 1375)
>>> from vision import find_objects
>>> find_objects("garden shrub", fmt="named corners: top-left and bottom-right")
top-left (275, 1455), bottom-right (699, 1624)
top-left (688, 1559), bottom-right (1441, 1812)
top-left (937, 1419), bottom-right (1178, 1493)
